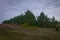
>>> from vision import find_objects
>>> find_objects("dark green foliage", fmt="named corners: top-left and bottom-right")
top-left (2, 10), bottom-right (58, 28)
top-left (2, 14), bottom-right (25, 24)
top-left (37, 12), bottom-right (47, 27)
top-left (2, 20), bottom-right (10, 24)
top-left (37, 12), bottom-right (51, 27)
top-left (24, 10), bottom-right (36, 26)
top-left (2, 10), bottom-right (37, 26)
top-left (50, 17), bottom-right (57, 28)
top-left (37, 12), bottom-right (58, 28)
top-left (55, 21), bottom-right (59, 31)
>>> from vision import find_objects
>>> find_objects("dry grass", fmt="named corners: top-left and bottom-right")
top-left (0, 24), bottom-right (60, 40)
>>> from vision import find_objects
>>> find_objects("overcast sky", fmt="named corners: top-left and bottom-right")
top-left (0, 0), bottom-right (60, 23)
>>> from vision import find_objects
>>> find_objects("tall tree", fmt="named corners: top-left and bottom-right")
top-left (37, 12), bottom-right (46, 27)
top-left (24, 10), bottom-right (36, 26)
top-left (51, 16), bottom-right (56, 27)
top-left (37, 12), bottom-right (51, 27)
top-left (2, 10), bottom-right (58, 28)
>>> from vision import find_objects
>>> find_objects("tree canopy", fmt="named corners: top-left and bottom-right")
top-left (2, 10), bottom-right (58, 28)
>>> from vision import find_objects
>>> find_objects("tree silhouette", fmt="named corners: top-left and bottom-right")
top-left (2, 10), bottom-right (58, 28)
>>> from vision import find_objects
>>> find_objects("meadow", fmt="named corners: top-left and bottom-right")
top-left (0, 24), bottom-right (60, 40)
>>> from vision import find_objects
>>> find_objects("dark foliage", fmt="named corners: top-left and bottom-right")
top-left (2, 10), bottom-right (58, 28)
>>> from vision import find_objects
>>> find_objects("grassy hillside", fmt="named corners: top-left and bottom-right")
top-left (0, 24), bottom-right (60, 40)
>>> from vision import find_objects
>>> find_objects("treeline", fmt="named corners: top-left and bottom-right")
top-left (2, 10), bottom-right (58, 28)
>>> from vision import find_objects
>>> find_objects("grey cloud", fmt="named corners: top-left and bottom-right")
top-left (0, 0), bottom-right (60, 23)
top-left (46, 0), bottom-right (60, 7)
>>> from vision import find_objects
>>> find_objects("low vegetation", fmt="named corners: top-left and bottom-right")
top-left (0, 24), bottom-right (60, 40)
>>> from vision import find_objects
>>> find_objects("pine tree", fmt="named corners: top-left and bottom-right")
top-left (24, 10), bottom-right (36, 26)
top-left (37, 12), bottom-right (51, 27)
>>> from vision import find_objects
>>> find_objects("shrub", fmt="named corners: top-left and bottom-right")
top-left (21, 23), bottom-right (30, 28)
top-left (55, 25), bottom-right (60, 31)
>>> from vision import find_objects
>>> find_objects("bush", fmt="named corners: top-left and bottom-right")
top-left (21, 23), bottom-right (31, 28)
top-left (56, 25), bottom-right (59, 31)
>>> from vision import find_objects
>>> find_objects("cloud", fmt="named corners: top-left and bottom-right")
top-left (0, 0), bottom-right (60, 23)
top-left (44, 7), bottom-right (60, 21)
